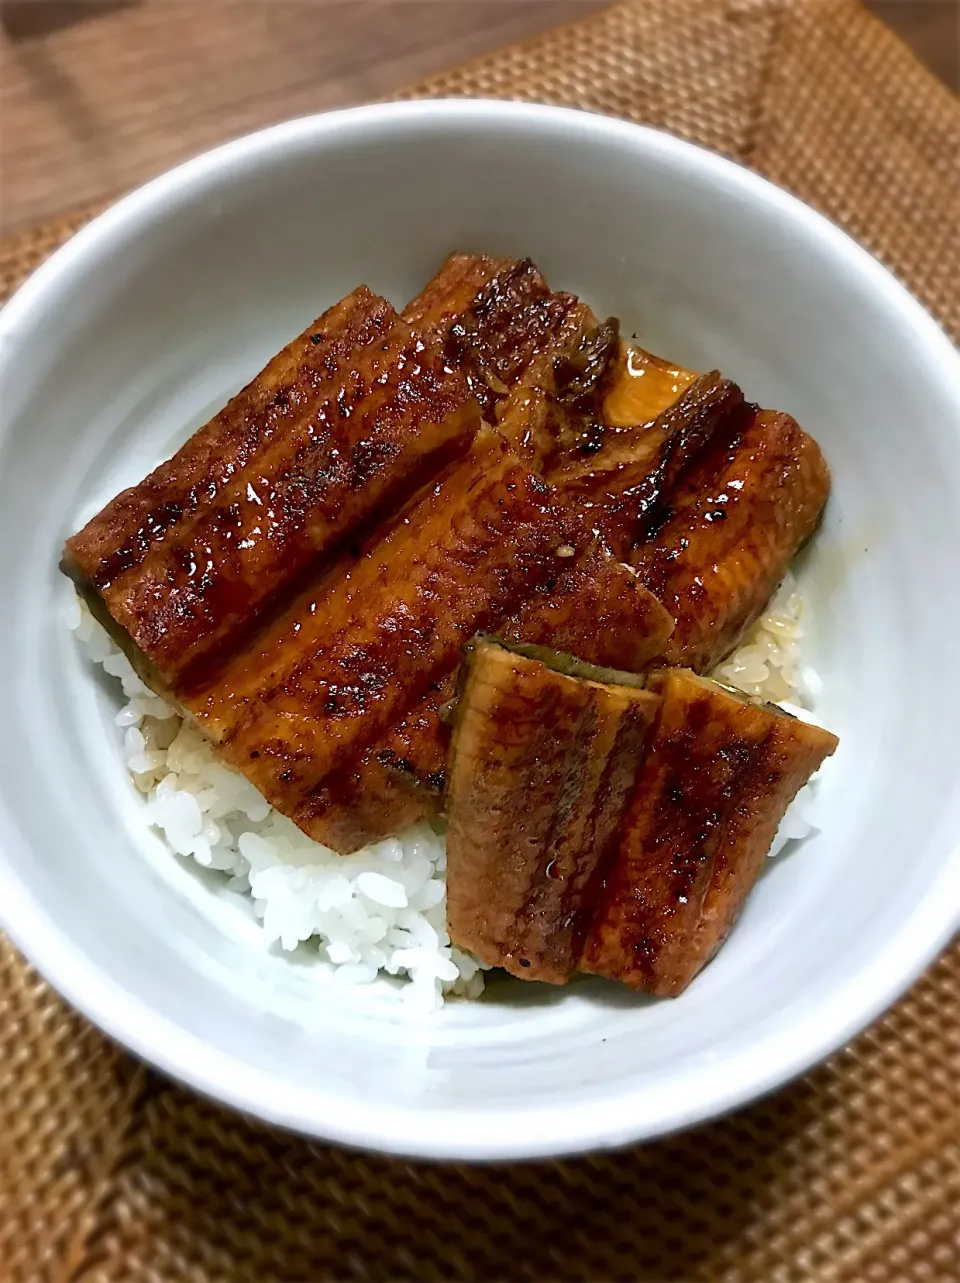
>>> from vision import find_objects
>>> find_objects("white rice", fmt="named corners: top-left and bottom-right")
top-left (65, 566), bottom-right (822, 1006)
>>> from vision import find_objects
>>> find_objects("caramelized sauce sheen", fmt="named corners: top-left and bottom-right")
top-left (66, 287), bottom-right (478, 683)
top-left (602, 341), bottom-right (698, 427)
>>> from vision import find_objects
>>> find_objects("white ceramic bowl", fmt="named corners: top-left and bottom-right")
top-left (1, 101), bottom-right (959, 1161)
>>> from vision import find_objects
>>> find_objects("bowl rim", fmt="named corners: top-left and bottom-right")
top-left (2, 97), bottom-right (960, 1161)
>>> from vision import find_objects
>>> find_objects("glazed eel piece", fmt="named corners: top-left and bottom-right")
top-left (179, 430), bottom-right (584, 841)
top-left (551, 370), bottom-right (747, 558)
top-left (63, 286), bottom-right (479, 686)
top-left (404, 252), bottom-right (620, 465)
top-left (445, 637), bottom-right (662, 983)
top-left (581, 669), bottom-right (838, 994)
top-left (633, 408), bottom-right (831, 672)
top-left (306, 542), bottom-right (676, 853)
top-left (444, 654), bottom-right (838, 993)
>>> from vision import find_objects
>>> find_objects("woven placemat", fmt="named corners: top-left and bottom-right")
top-left (1, 2), bottom-right (958, 1279)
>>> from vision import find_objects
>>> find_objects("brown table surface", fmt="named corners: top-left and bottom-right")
top-left (1, 0), bottom-right (957, 238)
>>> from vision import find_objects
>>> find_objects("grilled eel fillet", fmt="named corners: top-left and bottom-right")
top-left (63, 287), bottom-right (478, 686)
top-left (445, 637), bottom-right (661, 983)
top-left (581, 669), bottom-right (838, 995)
top-left (306, 544), bottom-right (676, 853)
top-left (404, 252), bottom-right (619, 465)
top-left (179, 430), bottom-right (583, 839)
top-left (633, 409), bottom-right (830, 672)
top-left (444, 657), bottom-right (837, 991)
top-left (551, 372), bottom-right (746, 558)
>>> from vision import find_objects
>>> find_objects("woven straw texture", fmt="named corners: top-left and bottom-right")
top-left (1, 2), bottom-right (958, 1279)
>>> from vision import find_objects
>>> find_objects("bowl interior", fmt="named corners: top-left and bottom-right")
top-left (1, 102), bottom-right (959, 1159)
